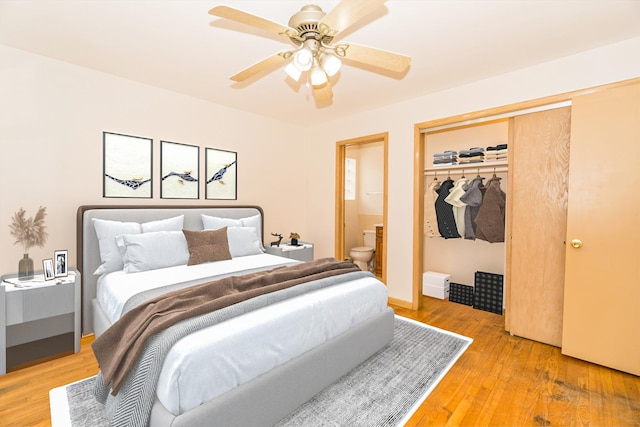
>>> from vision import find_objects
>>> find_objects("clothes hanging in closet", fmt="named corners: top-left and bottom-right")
top-left (424, 179), bottom-right (442, 238)
top-left (459, 176), bottom-right (485, 240)
top-left (434, 178), bottom-right (461, 239)
top-left (475, 176), bottom-right (506, 243)
top-left (444, 176), bottom-right (468, 237)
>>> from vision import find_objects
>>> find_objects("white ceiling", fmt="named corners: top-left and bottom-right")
top-left (1, 0), bottom-right (639, 125)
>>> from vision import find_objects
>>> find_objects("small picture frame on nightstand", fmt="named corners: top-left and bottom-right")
top-left (54, 250), bottom-right (68, 277)
top-left (43, 258), bottom-right (55, 280)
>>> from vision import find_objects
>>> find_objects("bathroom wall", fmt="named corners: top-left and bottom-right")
top-left (357, 141), bottom-right (384, 241)
top-left (344, 142), bottom-right (384, 255)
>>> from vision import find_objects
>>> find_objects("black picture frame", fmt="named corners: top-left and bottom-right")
top-left (205, 148), bottom-right (237, 200)
top-left (103, 131), bottom-right (153, 198)
top-left (160, 140), bottom-right (200, 199)
top-left (54, 249), bottom-right (68, 278)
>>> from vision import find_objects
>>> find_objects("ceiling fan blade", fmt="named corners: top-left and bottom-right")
top-left (209, 5), bottom-right (297, 39)
top-left (230, 52), bottom-right (291, 82)
top-left (313, 82), bottom-right (333, 103)
top-left (319, 0), bottom-right (386, 37)
top-left (340, 42), bottom-right (410, 73)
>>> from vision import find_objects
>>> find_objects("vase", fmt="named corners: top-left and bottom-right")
top-left (291, 238), bottom-right (299, 246)
top-left (18, 253), bottom-right (34, 280)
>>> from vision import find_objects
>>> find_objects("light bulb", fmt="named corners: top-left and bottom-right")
top-left (293, 48), bottom-right (313, 72)
top-left (310, 65), bottom-right (328, 87)
top-left (284, 62), bottom-right (302, 81)
top-left (319, 52), bottom-right (341, 77)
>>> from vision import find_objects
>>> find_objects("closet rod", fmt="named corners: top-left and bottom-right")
top-left (424, 166), bottom-right (508, 176)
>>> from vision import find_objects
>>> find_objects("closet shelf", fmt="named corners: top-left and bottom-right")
top-left (424, 160), bottom-right (508, 176)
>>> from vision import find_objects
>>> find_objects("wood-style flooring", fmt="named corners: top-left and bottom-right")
top-left (0, 296), bottom-right (638, 426)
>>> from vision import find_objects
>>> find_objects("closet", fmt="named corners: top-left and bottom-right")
top-left (415, 79), bottom-right (640, 375)
top-left (423, 120), bottom-right (509, 291)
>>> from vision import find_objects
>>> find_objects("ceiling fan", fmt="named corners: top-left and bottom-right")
top-left (208, 0), bottom-right (411, 103)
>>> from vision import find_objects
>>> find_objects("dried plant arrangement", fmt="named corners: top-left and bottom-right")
top-left (9, 206), bottom-right (48, 254)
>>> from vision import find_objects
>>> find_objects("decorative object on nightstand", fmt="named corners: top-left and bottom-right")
top-left (270, 232), bottom-right (283, 247)
top-left (9, 206), bottom-right (47, 281)
top-left (289, 232), bottom-right (300, 246)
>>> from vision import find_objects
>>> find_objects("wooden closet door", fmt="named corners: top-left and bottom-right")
top-left (507, 107), bottom-right (571, 346)
top-left (562, 83), bottom-right (640, 375)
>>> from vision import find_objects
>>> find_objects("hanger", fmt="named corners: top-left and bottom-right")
top-left (492, 167), bottom-right (497, 178)
top-left (476, 168), bottom-right (481, 178)
top-left (461, 169), bottom-right (465, 179)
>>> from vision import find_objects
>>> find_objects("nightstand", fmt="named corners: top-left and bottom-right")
top-left (0, 269), bottom-right (81, 374)
top-left (264, 242), bottom-right (314, 262)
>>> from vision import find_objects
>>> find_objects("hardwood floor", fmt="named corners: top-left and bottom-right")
top-left (394, 297), bottom-right (640, 426)
top-left (1, 297), bottom-right (638, 426)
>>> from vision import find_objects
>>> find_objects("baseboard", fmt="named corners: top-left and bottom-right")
top-left (388, 297), bottom-right (412, 309)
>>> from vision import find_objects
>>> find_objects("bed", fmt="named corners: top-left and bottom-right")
top-left (77, 205), bottom-right (394, 427)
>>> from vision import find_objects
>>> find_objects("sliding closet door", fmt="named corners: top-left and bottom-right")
top-left (507, 106), bottom-right (571, 347)
top-left (562, 83), bottom-right (640, 375)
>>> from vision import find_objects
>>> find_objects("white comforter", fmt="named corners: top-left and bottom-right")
top-left (96, 254), bottom-right (388, 415)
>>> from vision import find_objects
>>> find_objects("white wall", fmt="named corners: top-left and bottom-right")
top-left (303, 36), bottom-right (640, 303)
top-left (2, 36), bottom-right (640, 305)
top-left (0, 44), bottom-right (308, 276)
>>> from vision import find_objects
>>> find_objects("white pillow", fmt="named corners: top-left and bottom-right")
top-left (201, 214), bottom-right (241, 229)
top-left (227, 227), bottom-right (264, 257)
top-left (201, 214), bottom-right (263, 248)
top-left (92, 215), bottom-right (185, 275)
top-left (92, 218), bottom-right (141, 275)
top-left (141, 215), bottom-right (184, 233)
top-left (118, 231), bottom-right (189, 273)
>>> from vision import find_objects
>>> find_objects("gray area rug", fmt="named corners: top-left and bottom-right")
top-left (51, 316), bottom-right (471, 427)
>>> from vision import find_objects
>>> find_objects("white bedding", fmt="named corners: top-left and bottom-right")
top-left (97, 253), bottom-right (297, 323)
top-left (96, 254), bottom-right (389, 416)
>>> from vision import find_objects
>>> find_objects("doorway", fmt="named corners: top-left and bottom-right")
top-left (335, 132), bottom-right (388, 282)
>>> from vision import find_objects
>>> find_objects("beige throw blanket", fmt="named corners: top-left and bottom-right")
top-left (92, 258), bottom-right (360, 395)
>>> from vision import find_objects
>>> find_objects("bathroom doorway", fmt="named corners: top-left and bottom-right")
top-left (335, 132), bottom-right (388, 282)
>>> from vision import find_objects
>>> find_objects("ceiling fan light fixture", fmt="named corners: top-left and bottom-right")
top-left (319, 52), bottom-right (341, 77)
top-left (310, 65), bottom-right (328, 87)
top-left (284, 62), bottom-right (303, 81)
top-left (293, 47), bottom-right (313, 72)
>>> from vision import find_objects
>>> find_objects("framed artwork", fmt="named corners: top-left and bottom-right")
top-left (103, 131), bottom-right (153, 198)
top-left (54, 249), bottom-right (68, 277)
top-left (43, 259), bottom-right (55, 281)
top-left (205, 148), bottom-right (237, 200)
top-left (161, 141), bottom-right (199, 199)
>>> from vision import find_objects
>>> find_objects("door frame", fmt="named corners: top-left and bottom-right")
top-left (335, 132), bottom-right (388, 283)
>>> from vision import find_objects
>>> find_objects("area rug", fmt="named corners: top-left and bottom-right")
top-left (50, 316), bottom-right (472, 427)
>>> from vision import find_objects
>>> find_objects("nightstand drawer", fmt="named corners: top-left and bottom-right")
top-left (6, 282), bottom-right (74, 325)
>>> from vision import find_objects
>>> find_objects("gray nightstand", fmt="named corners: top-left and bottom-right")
top-left (264, 242), bottom-right (314, 262)
top-left (0, 269), bottom-right (81, 374)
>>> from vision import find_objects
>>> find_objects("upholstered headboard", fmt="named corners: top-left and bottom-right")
top-left (76, 205), bottom-right (264, 335)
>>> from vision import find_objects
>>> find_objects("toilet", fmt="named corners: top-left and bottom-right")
top-left (350, 229), bottom-right (376, 271)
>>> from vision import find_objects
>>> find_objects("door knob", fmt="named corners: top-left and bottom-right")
top-left (570, 239), bottom-right (583, 249)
